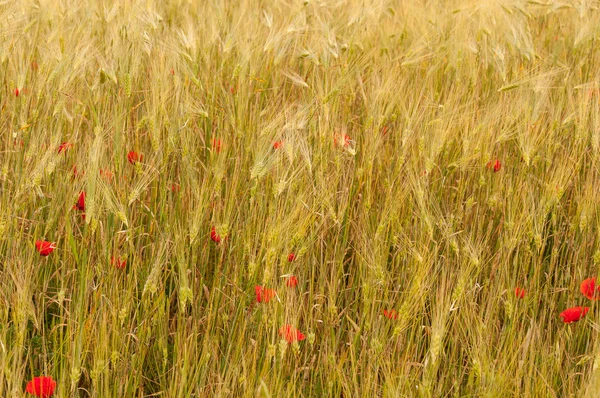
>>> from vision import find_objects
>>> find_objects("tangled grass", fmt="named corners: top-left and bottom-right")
top-left (2, 0), bottom-right (600, 396)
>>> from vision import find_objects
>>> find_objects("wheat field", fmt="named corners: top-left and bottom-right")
top-left (2, 0), bottom-right (600, 396)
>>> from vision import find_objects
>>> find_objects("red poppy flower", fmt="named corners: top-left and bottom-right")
top-left (255, 285), bottom-right (276, 303)
top-left (35, 240), bottom-right (56, 257)
top-left (383, 309), bottom-right (398, 320)
top-left (212, 138), bottom-right (222, 153)
top-left (74, 192), bottom-right (85, 211)
top-left (287, 253), bottom-right (296, 262)
top-left (210, 226), bottom-right (223, 243)
top-left (127, 151), bottom-right (143, 164)
top-left (515, 287), bottom-right (526, 299)
top-left (58, 142), bottom-right (73, 154)
top-left (343, 135), bottom-right (351, 147)
top-left (15, 88), bottom-right (20, 97)
top-left (170, 183), bottom-right (180, 193)
top-left (486, 159), bottom-right (501, 172)
top-left (111, 256), bottom-right (126, 269)
top-left (279, 324), bottom-right (305, 343)
top-left (580, 278), bottom-right (600, 300)
top-left (335, 134), bottom-right (351, 148)
top-left (560, 306), bottom-right (590, 324)
top-left (273, 141), bottom-right (283, 150)
top-left (25, 375), bottom-right (56, 398)
top-left (286, 275), bottom-right (298, 288)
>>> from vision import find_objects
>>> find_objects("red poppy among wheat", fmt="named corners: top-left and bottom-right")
top-left (25, 376), bottom-right (56, 397)
top-left (58, 142), bottom-right (73, 154)
top-left (287, 253), bottom-right (296, 262)
top-left (74, 192), bottom-right (85, 211)
top-left (279, 325), bottom-right (305, 343)
top-left (35, 241), bottom-right (56, 257)
top-left (111, 256), bottom-right (126, 269)
top-left (335, 133), bottom-right (351, 148)
top-left (273, 141), bottom-right (283, 149)
top-left (211, 226), bottom-right (225, 243)
top-left (580, 278), bottom-right (600, 300)
top-left (255, 285), bottom-right (276, 303)
top-left (515, 287), bottom-right (526, 299)
top-left (286, 275), bottom-right (298, 288)
top-left (560, 306), bottom-right (589, 323)
top-left (383, 309), bottom-right (398, 319)
top-left (212, 138), bottom-right (222, 153)
top-left (486, 159), bottom-right (501, 172)
top-left (127, 151), bottom-right (143, 164)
